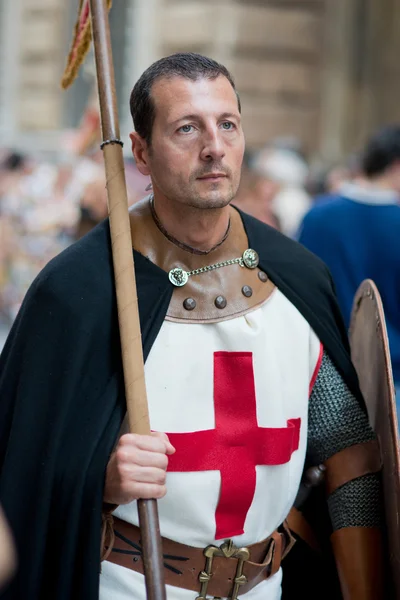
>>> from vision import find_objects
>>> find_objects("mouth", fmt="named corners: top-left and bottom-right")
top-left (197, 173), bottom-right (227, 182)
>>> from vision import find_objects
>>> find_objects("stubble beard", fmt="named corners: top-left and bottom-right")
top-left (150, 159), bottom-right (240, 210)
top-left (177, 176), bottom-right (238, 210)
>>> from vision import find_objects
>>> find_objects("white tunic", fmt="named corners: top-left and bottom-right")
top-left (100, 289), bottom-right (322, 600)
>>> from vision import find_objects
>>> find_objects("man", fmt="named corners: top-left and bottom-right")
top-left (298, 125), bottom-right (400, 414)
top-left (0, 54), bottom-right (384, 600)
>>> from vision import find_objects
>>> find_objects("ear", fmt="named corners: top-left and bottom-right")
top-left (130, 132), bottom-right (151, 176)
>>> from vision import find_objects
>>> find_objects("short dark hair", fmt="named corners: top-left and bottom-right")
top-left (2, 152), bottom-right (25, 171)
top-left (362, 125), bottom-right (400, 177)
top-left (129, 52), bottom-right (241, 145)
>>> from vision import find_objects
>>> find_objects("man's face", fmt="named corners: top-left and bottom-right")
top-left (135, 75), bottom-right (245, 210)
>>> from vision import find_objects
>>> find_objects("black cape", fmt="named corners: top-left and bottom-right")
top-left (0, 210), bottom-right (361, 599)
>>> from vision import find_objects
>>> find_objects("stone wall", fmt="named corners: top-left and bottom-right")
top-left (16, 0), bottom-right (66, 130)
top-left (2, 0), bottom-right (400, 160)
top-left (157, 0), bottom-right (324, 152)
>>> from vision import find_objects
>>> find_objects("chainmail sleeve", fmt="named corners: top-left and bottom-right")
top-left (307, 351), bottom-right (382, 530)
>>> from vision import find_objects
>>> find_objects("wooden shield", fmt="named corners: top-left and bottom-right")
top-left (349, 279), bottom-right (400, 596)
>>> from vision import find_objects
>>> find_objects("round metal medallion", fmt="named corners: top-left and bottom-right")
top-left (242, 249), bottom-right (259, 269)
top-left (169, 268), bottom-right (189, 287)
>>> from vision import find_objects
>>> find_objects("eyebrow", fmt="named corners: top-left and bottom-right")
top-left (219, 112), bottom-right (240, 121)
top-left (171, 112), bottom-right (240, 125)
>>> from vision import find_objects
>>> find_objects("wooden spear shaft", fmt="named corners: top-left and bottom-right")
top-left (89, 1), bottom-right (166, 598)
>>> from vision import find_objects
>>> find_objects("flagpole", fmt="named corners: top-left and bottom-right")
top-left (88, 1), bottom-right (166, 598)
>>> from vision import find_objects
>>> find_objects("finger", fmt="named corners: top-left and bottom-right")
top-left (128, 483), bottom-right (167, 500)
top-left (119, 433), bottom-right (168, 454)
top-left (124, 466), bottom-right (167, 486)
top-left (114, 445), bottom-right (169, 470)
top-left (151, 431), bottom-right (176, 455)
top-left (132, 448), bottom-right (169, 469)
top-left (116, 446), bottom-right (169, 470)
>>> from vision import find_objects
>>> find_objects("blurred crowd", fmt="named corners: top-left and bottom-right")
top-left (0, 146), bottom-right (150, 329)
top-left (233, 139), bottom-right (357, 236)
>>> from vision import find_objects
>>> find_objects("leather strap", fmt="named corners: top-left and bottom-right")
top-left (324, 440), bottom-right (382, 495)
top-left (285, 506), bottom-right (320, 552)
top-left (104, 516), bottom-right (295, 596)
top-left (331, 527), bottom-right (384, 599)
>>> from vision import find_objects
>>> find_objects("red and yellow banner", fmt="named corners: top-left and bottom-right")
top-left (61, 0), bottom-right (112, 89)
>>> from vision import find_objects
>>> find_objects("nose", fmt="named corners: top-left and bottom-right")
top-left (200, 126), bottom-right (226, 162)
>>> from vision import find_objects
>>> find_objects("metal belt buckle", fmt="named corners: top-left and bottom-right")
top-left (196, 539), bottom-right (250, 600)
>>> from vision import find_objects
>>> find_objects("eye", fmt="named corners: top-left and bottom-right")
top-left (178, 124), bottom-right (194, 133)
top-left (221, 121), bottom-right (234, 130)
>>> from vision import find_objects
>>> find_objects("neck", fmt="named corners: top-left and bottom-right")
top-left (151, 192), bottom-right (231, 253)
top-left (366, 173), bottom-right (396, 192)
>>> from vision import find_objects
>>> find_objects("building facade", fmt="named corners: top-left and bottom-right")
top-left (0, 0), bottom-right (399, 161)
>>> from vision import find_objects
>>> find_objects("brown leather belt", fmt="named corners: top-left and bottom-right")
top-left (105, 516), bottom-right (295, 599)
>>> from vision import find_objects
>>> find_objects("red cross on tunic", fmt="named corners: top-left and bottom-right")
top-left (166, 351), bottom-right (301, 540)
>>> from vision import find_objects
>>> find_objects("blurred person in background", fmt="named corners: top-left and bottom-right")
top-left (298, 124), bottom-right (400, 412)
top-left (306, 153), bottom-right (362, 204)
top-left (64, 88), bottom-right (114, 238)
top-left (232, 151), bottom-right (280, 229)
top-left (325, 155), bottom-right (360, 194)
top-left (74, 174), bottom-right (109, 238)
top-left (0, 153), bottom-right (28, 197)
top-left (69, 87), bottom-right (149, 238)
top-left (251, 145), bottom-right (311, 238)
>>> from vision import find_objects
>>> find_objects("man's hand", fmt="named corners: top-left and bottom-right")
top-left (104, 432), bottom-right (175, 505)
top-left (0, 506), bottom-right (16, 590)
